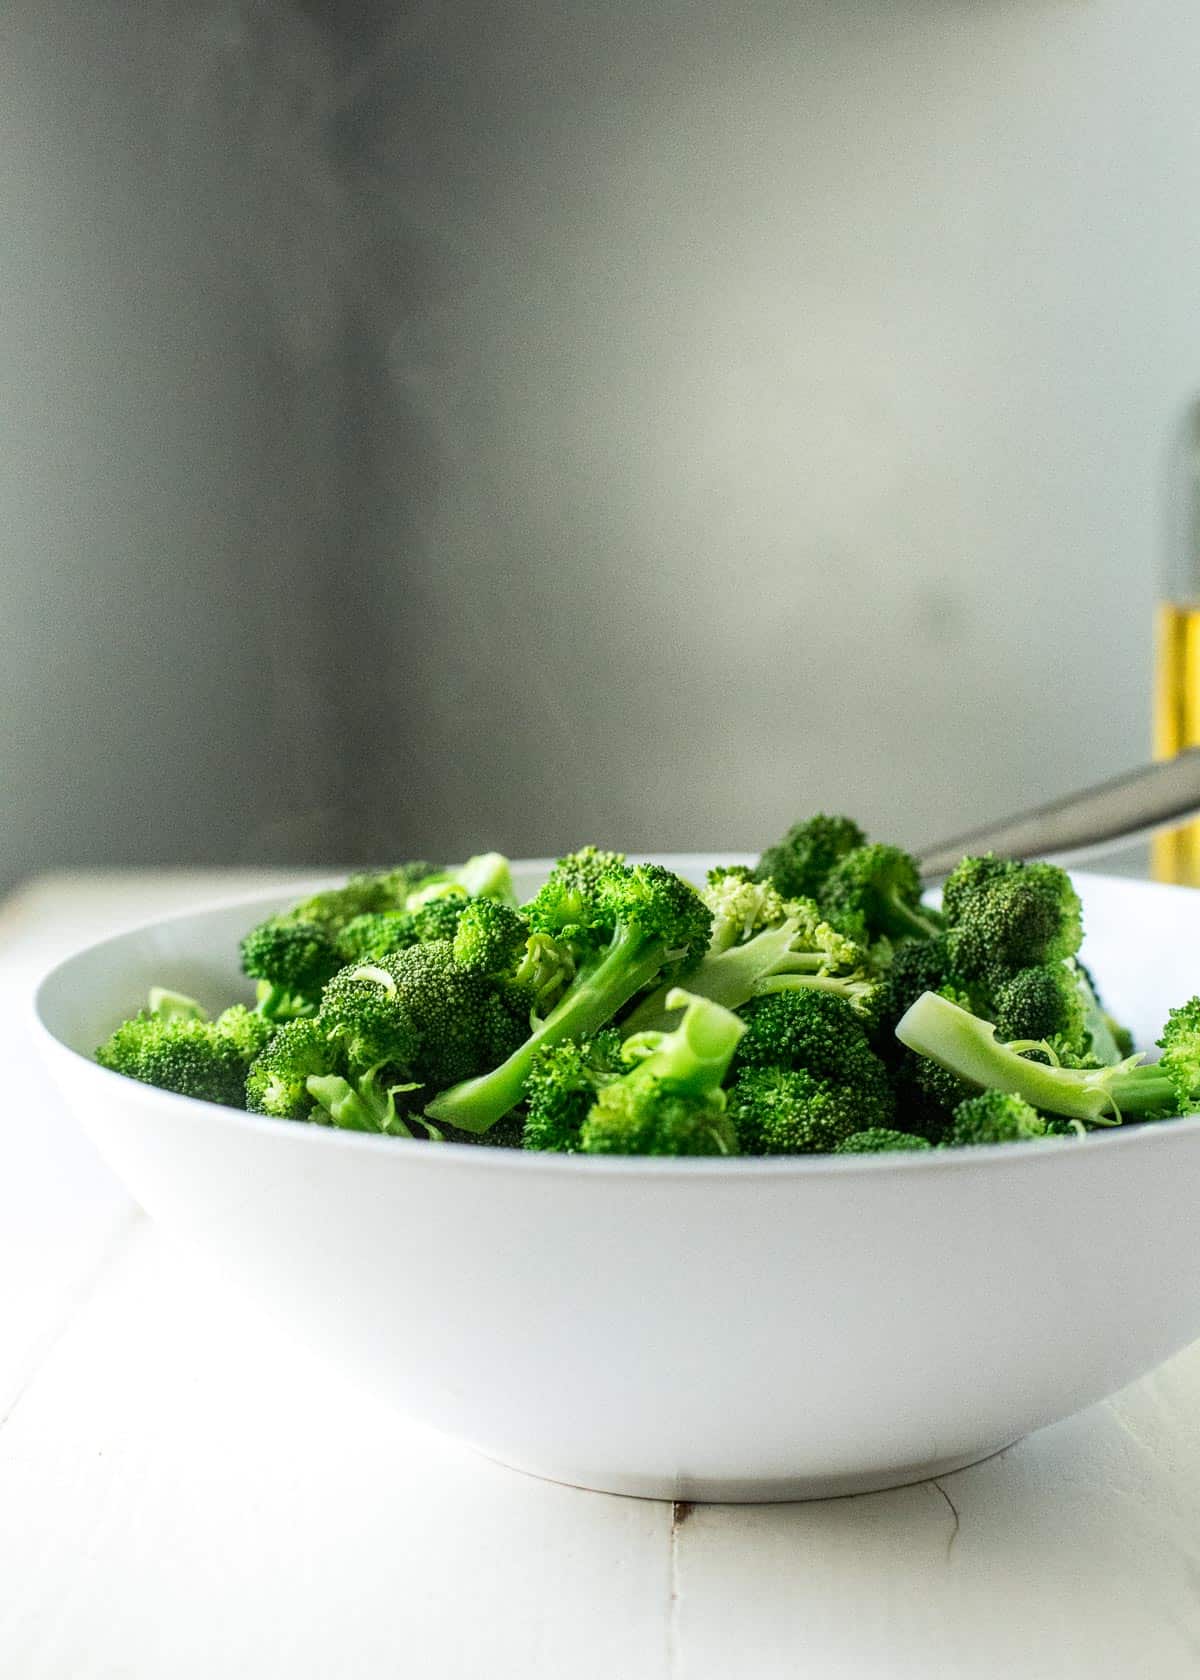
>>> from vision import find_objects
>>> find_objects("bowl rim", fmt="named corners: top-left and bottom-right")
top-left (31, 860), bottom-right (1200, 1181)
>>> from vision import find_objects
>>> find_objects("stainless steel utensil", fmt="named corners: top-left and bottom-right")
top-left (917, 749), bottom-right (1200, 880)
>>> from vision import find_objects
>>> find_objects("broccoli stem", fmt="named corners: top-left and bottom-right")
top-left (307, 1073), bottom-right (416, 1136)
top-left (623, 920), bottom-right (868, 1036)
top-left (621, 988), bottom-right (746, 1091)
top-left (885, 897), bottom-right (942, 941)
top-left (895, 990), bottom-right (1174, 1122)
top-left (423, 927), bottom-right (673, 1133)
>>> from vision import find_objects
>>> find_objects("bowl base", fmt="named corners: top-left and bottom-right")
top-left (472, 1438), bottom-right (1021, 1503)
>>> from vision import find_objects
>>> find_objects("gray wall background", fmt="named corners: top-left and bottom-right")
top-left (2, 0), bottom-right (1197, 886)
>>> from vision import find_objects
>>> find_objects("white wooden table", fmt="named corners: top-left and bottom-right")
top-left (5, 867), bottom-right (1200, 1680)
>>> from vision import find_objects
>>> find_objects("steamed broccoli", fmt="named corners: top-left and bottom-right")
top-left (734, 990), bottom-right (894, 1114)
top-left (523, 1029), bottom-right (627, 1152)
top-left (835, 1129), bottom-right (933, 1154)
top-left (97, 1013), bottom-right (254, 1108)
top-left (896, 989), bottom-right (1200, 1123)
top-left (245, 1018), bottom-right (338, 1120)
top-left (622, 877), bottom-right (877, 1036)
top-left (576, 989), bottom-right (745, 1155)
top-left (730, 1067), bottom-right (874, 1154)
top-left (942, 856), bottom-right (1083, 981)
top-left (944, 1090), bottom-right (1048, 1147)
top-left (754, 814), bottom-right (866, 901)
top-left (239, 918), bottom-right (341, 1020)
top-left (423, 858), bottom-right (712, 1134)
top-left (819, 843), bottom-right (942, 944)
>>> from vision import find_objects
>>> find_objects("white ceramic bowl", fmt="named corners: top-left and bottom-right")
top-left (31, 859), bottom-right (1200, 1502)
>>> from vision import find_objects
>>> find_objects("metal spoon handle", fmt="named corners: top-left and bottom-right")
top-left (917, 749), bottom-right (1200, 880)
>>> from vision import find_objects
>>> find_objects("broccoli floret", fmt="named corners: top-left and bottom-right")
top-left (896, 989), bottom-right (1199, 1123)
top-left (97, 1014), bottom-right (251, 1108)
top-left (453, 898), bottom-right (530, 976)
top-left (754, 814), bottom-right (866, 901)
top-left (245, 1018), bottom-right (337, 1120)
top-left (729, 1067), bottom-right (869, 1154)
top-left (819, 843), bottom-right (942, 944)
top-left (239, 917), bottom-right (341, 1020)
top-left (213, 1004), bottom-right (275, 1063)
top-left (318, 963), bottom-right (421, 1073)
top-left (622, 891), bottom-right (877, 1036)
top-left (335, 910), bottom-right (419, 965)
top-left (991, 963), bottom-right (1088, 1053)
top-left (942, 856), bottom-right (1082, 981)
top-left (702, 867), bottom-right (790, 953)
top-left (868, 934), bottom-right (953, 1060)
top-left (733, 990), bottom-right (895, 1120)
top-left (945, 1090), bottom-right (1047, 1147)
top-left (523, 1029), bottom-right (627, 1152)
top-left (580, 1082), bottom-right (739, 1156)
top-left (523, 846), bottom-right (629, 957)
top-left (576, 989), bottom-right (745, 1156)
top-left (340, 943), bottom-right (521, 1094)
top-left (835, 1129), bottom-right (933, 1154)
top-left (424, 861), bottom-right (712, 1134)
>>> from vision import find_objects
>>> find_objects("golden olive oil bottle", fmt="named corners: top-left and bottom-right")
top-left (1153, 406), bottom-right (1200, 883)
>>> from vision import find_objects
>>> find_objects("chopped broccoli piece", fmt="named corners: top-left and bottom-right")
top-left (147, 987), bottom-right (207, 1023)
top-left (945, 1090), bottom-right (1047, 1147)
top-left (835, 1129), bottom-right (933, 1154)
top-left (97, 1014), bottom-right (251, 1108)
top-left (623, 892), bottom-right (876, 1036)
top-left (424, 861), bottom-right (712, 1134)
top-left (896, 989), bottom-right (1198, 1123)
top-left (734, 990), bottom-right (895, 1120)
top-left (213, 1004), bottom-right (275, 1063)
top-left (239, 918), bottom-right (341, 1020)
top-left (453, 899), bottom-right (530, 976)
top-left (754, 814), bottom-right (866, 901)
top-left (991, 962), bottom-right (1088, 1051)
top-left (819, 843), bottom-right (942, 944)
top-left (523, 1029), bottom-right (627, 1152)
top-left (245, 1018), bottom-right (337, 1120)
top-left (577, 989), bottom-right (745, 1156)
top-left (729, 1067), bottom-right (869, 1154)
top-left (942, 856), bottom-right (1082, 981)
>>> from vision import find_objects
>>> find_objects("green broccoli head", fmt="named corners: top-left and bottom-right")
top-left (819, 843), bottom-right (941, 944)
top-left (522, 1029), bottom-right (631, 1152)
top-left (835, 1128), bottom-right (933, 1154)
top-left (453, 898), bottom-right (530, 977)
top-left (943, 856), bottom-right (1083, 981)
top-left (239, 917), bottom-right (341, 1018)
top-left (335, 910), bottom-right (419, 965)
top-left (524, 847), bottom-right (627, 952)
top-left (96, 1014), bottom-right (251, 1108)
top-left (754, 814), bottom-right (866, 901)
top-left (869, 933), bottom-right (954, 1059)
top-left (578, 1078), bottom-right (737, 1156)
top-left (370, 941), bottom-right (518, 1090)
top-left (213, 1004), bottom-right (275, 1064)
top-left (729, 1066), bottom-right (869, 1153)
top-left (990, 963), bottom-right (1088, 1053)
top-left (945, 1089), bottom-right (1048, 1147)
top-left (733, 990), bottom-right (894, 1121)
top-left (1156, 997), bottom-right (1200, 1114)
top-left (245, 1017), bottom-right (338, 1119)
top-left (702, 866), bottom-right (789, 952)
top-left (318, 963), bottom-right (422, 1074)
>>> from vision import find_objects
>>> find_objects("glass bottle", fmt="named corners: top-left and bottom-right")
top-left (1154, 402), bottom-right (1200, 882)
